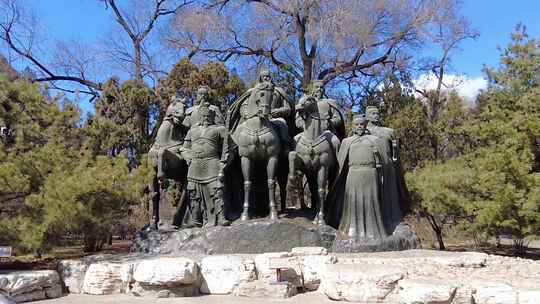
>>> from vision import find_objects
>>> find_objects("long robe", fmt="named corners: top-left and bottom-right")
top-left (328, 134), bottom-right (387, 239)
top-left (368, 125), bottom-right (410, 233)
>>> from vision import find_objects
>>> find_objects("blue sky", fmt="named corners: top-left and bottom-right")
top-left (33, 1), bottom-right (540, 77)
top-left (452, 1), bottom-right (540, 77)
top-left (20, 0), bottom-right (540, 110)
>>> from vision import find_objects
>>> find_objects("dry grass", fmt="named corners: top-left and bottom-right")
top-left (0, 240), bottom-right (130, 271)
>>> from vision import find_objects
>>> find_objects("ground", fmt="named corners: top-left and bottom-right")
top-left (35, 293), bottom-right (335, 304)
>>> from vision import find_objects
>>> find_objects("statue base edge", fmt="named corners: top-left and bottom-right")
top-left (331, 223), bottom-right (418, 253)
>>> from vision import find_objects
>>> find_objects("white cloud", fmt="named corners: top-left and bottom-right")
top-left (413, 74), bottom-right (488, 104)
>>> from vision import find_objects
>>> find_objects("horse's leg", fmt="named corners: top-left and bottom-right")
top-left (267, 156), bottom-right (279, 221)
top-left (287, 151), bottom-right (298, 211)
top-left (240, 156), bottom-right (252, 221)
top-left (278, 173), bottom-right (287, 213)
top-left (157, 148), bottom-right (169, 188)
top-left (150, 174), bottom-right (160, 229)
top-left (288, 151), bottom-right (298, 181)
top-left (316, 165), bottom-right (329, 226)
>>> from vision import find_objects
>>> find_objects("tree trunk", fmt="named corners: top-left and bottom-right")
top-left (426, 213), bottom-right (445, 250)
top-left (134, 41), bottom-right (143, 82)
top-left (301, 59), bottom-right (313, 90)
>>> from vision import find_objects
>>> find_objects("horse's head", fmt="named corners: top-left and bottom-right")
top-left (296, 95), bottom-right (317, 118)
top-left (246, 82), bottom-right (274, 119)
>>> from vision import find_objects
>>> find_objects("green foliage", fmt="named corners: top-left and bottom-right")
top-left (21, 155), bottom-right (147, 252)
top-left (160, 59), bottom-right (245, 107)
top-left (0, 75), bottom-right (151, 254)
top-left (407, 25), bottom-right (540, 250)
top-left (90, 78), bottom-right (156, 156)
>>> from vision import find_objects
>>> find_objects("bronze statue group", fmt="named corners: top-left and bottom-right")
top-left (148, 70), bottom-right (409, 242)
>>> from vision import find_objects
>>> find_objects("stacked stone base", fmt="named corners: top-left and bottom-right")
top-left (54, 249), bottom-right (540, 304)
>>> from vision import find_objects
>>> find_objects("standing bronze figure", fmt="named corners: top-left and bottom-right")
top-left (365, 106), bottom-right (410, 233)
top-left (180, 106), bottom-right (230, 227)
top-left (334, 115), bottom-right (387, 239)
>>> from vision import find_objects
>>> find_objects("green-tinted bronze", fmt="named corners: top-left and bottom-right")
top-left (183, 86), bottom-right (225, 128)
top-left (335, 115), bottom-right (387, 239)
top-left (230, 70), bottom-right (294, 151)
top-left (288, 81), bottom-right (344, 225)
top-left (365, 106), bottom-right (408, 233)
top-left (180, 106), bottom-right (230, 227)
top-left (148, 98), bottom-right (188, 228)
top-left (228, 81), bottom-right (287, 221)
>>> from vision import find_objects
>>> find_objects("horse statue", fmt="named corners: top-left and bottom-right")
top-left (288, 94), bottom-right (343, 225)
top-left (228, 82), bottom-right (290, 221)
top-left (148, 101), bottom-right (188, 228)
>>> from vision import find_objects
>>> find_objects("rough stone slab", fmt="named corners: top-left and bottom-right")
top-left (82, 263), bottom-right (128, 295)
top-left (130, 282), bottom-right (199, 298)
top-left (431, 252), bottom-right (488, 268)
top-left (297, 255), bottom-right (335, 291)
top-left (290, 247), bottom-right (327, 256)
top-left (133, 257), bottom-right (199, 285)
top-left (518, 289), bottom-right (540, 304)
top-left (57, 259), bottom-right (90, 294)
top-left (254, 252), bottom-right (302, 288)
top-left (398, 279), bottom-right (457, 304)
top-left (0, 270), bottom-right (62, 302)
top-left (131, 218), bottom-right (337, 254)
top-left (0, 294), bottom-right (15, 304)
top-left (232, 281), bottom-right (297, 299)
top-left (471, 281), bottom-right (518, 304)
top-left (199, 255), bottom-right (257, 294)
top-left (321, 264), bottom-right (404, 302)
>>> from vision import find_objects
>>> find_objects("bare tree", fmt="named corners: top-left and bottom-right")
top-left (0, 0), bottom-right (102, 98)
top-left (100, 0), bottom-right (194, 83)
top-left (165, 0), bottom-right (467, 92)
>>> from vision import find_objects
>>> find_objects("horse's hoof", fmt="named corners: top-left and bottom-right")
top-left (269, 211), bottom-right (278, 221)
top-left (240, 213), bottom-right (249, 221)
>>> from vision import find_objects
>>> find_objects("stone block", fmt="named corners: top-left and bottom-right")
top-left (130, 257), bottom-right (200, 298)
top-left (321, 264), bottom-right (404, 302)
top-left (82, 263), bottom-right (127, 295)
top-left (0, 270), bottom-right (62, 302)
top-left (518, 289), bottom-right (540, 304)
top-left (253, 252), bottom-right (302, 288)
top-left (57, 259), bottom-right (90, 294)
top-left (290, 247), bottom-right (327, 256)
top-left (199, 255), bottom-right (257, 294)
top-left (398, 279), bottom-right (457, 304)
top-left (431, 252), bottom-right (488, 268)
top-left (130, 282), bottom-right (199, 298)
top-left (233, 281), bottom-right (297, 299)
top-left (298, 254), bottom-right (335, 291)
top-left (133, 257), bottom-right (199, 285)
top-left (471, 281), bottom-right (518, 304)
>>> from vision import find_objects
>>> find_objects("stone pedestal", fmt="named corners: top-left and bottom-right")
top-left (131, 217), bottom-right (337, 255)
